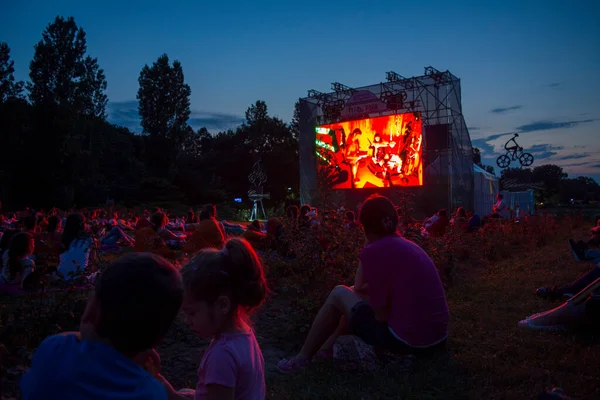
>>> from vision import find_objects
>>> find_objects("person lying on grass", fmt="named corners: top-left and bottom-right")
top-left (155, 238), bottom-right (268, 400)
top-left (525, 241), bottom-right (600, 331)
top-left (277, 194), bottom-right (450, 373)
top-left (519, 277), bottom-right (600, 332)
top-left (20, 253), bottom-right (183, 399)
top-left (536, 242), bottom-right (600, 301)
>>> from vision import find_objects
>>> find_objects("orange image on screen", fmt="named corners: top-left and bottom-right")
top-left (316, 113), bottom-right (423, 189)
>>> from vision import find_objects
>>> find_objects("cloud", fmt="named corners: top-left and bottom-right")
top-left (107, 101), bottom-right (244, 133)
top-left (558, 153), bottom-right (590, 161)
top-left (562, 161), bottom-right (592, 167)
top-left (107, 101), bottom-right (140, 132)
top-left (471, 138), bottom-right (496, 155)
top-left (188, 113), bottom-right (245, 131)
top-left (490, 105), bottom-right (523, 114)
top-left (591, 164), bottom-right (600, 169)
top-left (475, 132), bottom-right (517, 142)
top-left (547, 82), bottom-right (562, 88)
top-left (468, 126), bottom-right (480, 132)
top-left (515, 119), bottom-right (596, 133)
top-left (528, 144), bottom-right (564, 160)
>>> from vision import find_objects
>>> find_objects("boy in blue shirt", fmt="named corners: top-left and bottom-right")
top-left (20, 253), bottom-right (183, 399)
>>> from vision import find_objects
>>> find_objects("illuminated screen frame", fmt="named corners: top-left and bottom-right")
top-left (315, 113), bottom-right (423, 189)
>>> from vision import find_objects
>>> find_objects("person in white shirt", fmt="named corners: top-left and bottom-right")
top-left (58, 213), bottom-right (96, 279)
top-left (492, 193), bottom-right (511, 219)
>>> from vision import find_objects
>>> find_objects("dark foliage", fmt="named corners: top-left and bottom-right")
top-left (0, 16), bottom-right (299, 211)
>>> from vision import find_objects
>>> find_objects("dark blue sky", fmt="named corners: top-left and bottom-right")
top-left (2, 0), bottom-right (600, 180)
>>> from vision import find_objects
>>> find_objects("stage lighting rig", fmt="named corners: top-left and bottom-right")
top-left (424, 66), bottom-right (452, 85)
top-left (331, 82), bottom-right (356, 94)
top-left (307, 89), bottom-right (324, 99)
top-left (322, 99), bottom-right (345, 122)
top-left (386, 71), bottom-right (406, 83)
top-left (380, 90), bottom-right (407, 110)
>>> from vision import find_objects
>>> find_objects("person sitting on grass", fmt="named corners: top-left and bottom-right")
top-left (57, 213), bottom-right (96, 280)
top-left (241, 220), bottom-right (268, 250)
top-left (99, 225), bottom-right (135, 248)
top-left (183, 205), bottom-right (226, 253)
top-left (277, 194), bottom-right (449, 373)
top-left (491, 193), bottom-right (510, 219)
top-left (422, 209), bottom-right (449, 238)
top-left (151, 212), bottom-right (184, 248)
top-left (345, 210), bottom-right (359, 230)
top-left (1, 232), bottom-right (36, 289)
top-left (33, 216), bottom-right (62, 266)
top-left (450, 207), bottom-right (468, 231)
top-left (20, 253), bottom-right (183, 399)
top-left (285, 205), bottom-right (299, 230)
top-left (156, 238), bottom-right (267, 399)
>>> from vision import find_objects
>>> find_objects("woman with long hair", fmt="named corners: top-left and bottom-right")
top-left (57, 213), bottom-right (96, 279)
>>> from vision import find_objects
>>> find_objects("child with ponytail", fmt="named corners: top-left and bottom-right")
top-left (157, 238), bottom-right (268, 400)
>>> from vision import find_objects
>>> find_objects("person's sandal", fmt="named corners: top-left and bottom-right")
top-left (276, 357), bottom-right (310, 374)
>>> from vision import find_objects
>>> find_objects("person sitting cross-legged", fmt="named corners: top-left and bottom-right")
top-left (277, 194), bottom-right (449, 373)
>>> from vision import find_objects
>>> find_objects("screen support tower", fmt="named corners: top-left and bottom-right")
top-left (298, 67), bottom-right (474, 213)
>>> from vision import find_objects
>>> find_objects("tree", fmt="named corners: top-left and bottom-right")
top-left (290, 101), bottom-right (301, 141)
top-left (532, 164), bottom-right (567, 191)
top-left (137, 54), bottom-right (191, 143)
top-left (0, 42), bottom-right (24, 102)
top-left (483, 165), bottom-right (495, 175)
top-left (472, 147), bottom-right (495, 175)
top-left (27, 16), bottom-right (107, 118)
top-left (137, 54), bottom-right (191, 175)
top-left (472, 147), bottom-right (482, 165)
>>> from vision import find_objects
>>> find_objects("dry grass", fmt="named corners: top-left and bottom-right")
top-left (3, 217), bottom-right (600, 399)
top-left (257, 220), bottom-right (600, 400)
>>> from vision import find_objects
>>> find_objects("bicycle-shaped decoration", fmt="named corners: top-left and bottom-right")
top-left (496, 133), bottom-right (534, 169)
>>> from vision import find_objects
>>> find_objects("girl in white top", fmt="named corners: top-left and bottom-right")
top-left (57, 213), bottom-right (96, 279)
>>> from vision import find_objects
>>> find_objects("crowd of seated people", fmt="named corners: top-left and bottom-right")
top-left (10, 193), bottom-right (452, 399)
top-left (5, 194), bottom-right (592, 398)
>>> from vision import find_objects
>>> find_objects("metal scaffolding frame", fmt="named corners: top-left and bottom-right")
top-left (298, 66), bottom-right (474, 214)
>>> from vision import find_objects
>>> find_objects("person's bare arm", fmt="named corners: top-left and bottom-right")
top-left (206, 385), bottom-right (235, 400)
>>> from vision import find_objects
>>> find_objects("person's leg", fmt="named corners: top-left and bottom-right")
top-left (521, 277), bottom-right (600, 329)
top-left (557, 266), bottom-right (600, 296)
top-left (111, 226), bottom-right (134, 242)
top-left (317, 285), bottom-right (369, 356)
top-left (295, 286), bottom-right (363, 361)
top-left (317, 316), bottom-right (348, 356)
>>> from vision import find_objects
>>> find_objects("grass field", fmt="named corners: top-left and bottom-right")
top-left (155, 224), bottom-right (600, 400)
top-left (2, 219), bottom-right (599, 399)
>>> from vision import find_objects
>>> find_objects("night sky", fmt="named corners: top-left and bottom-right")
top-left (2, 0), bottom-right (599, 180)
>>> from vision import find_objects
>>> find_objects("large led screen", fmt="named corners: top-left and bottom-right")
top-left (316, 113), bottom-right (423, 189)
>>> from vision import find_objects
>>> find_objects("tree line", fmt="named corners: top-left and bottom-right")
top-left (472, 148), bottom-right (599, 205)
top-left (0, 16), bottom-right (300, 211)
